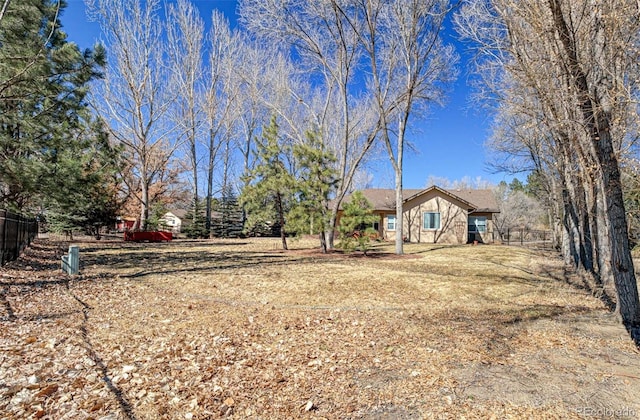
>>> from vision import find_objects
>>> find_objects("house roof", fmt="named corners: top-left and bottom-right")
top-left (166, 208), bottom-right (188, 219)
top-left (450, 188), bottom-right (500, 213)
top-left (337, 187), bottom-right (499, 213)
top-left (166, 208), bottom-right (224, 222)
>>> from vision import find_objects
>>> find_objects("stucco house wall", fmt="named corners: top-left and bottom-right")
top-left (159, 211), bottom-right (184, 234)
top-left (382, 191), bottom-right (469, 244)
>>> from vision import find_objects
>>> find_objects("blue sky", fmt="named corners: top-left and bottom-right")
top-left (62, 0), bottom-right (512, 189)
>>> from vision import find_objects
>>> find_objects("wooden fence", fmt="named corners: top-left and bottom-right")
top-left (0, 209), bottom-right (38, 266)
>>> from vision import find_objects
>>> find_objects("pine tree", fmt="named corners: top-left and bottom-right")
top-left (240, 116), bottom-right (295, 250)
top-left (145, 202), bottom-right (169, 231)
top-left (211, 186), bottom-right (244, 238)
top-left (338, 191), bottom-right (379, 255)
top-left (287, 130), bottom-right (338, 252)
top-left (0, 0), bottom-right (106, 212)
top-left (181, 198), bottom-right (208, 239)
top-left (45, 120), bottom-right (121, 238)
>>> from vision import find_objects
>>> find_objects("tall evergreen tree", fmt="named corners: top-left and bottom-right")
top-left (211, 186), bottom-right (244, 238)
top-left (0, 0), bottom-right (106, 213)
top-left (337, 191), bottom-right (378, 255)
top-left (287, 130), bottom-right (338, 253)
top-left (181, 198), bottom-right (208, 239)
top-left (45, 120), bottom-right (122, 238)
top-left (241, 116), bottom-right (295, 250)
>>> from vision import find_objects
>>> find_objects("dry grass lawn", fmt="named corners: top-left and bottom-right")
top-left (1, 237), bottom-right (640, 419)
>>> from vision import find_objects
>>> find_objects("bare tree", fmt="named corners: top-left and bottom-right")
top-left (485, 92), bottom-right (572, 255)
top-left (240, 0), bottom-right (380, 249)
top-left (166, 0), bottom-right (205, 225)
top-left (492, 183), bottom-right (544, 240)
top-left (229, 36), bottom-right (273, 184)
top-left (351, 0), bottom-right (457, 255)
top-left (201, 10), bottom-right (242, 234)
top-left (87, 0), bottom-right (177, 230)
top-left (456, 0), bottom-right (640, 336)
top-left (425, 175), bottom-right (495, 189)
top-left (460, 0), bottom-right (596, 273)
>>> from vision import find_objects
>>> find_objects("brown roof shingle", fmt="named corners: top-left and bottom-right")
top-left (448, 188), bottom-right (499, 213)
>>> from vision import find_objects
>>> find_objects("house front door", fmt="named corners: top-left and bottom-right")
top-left (468, 216), bottom-right (487, 243)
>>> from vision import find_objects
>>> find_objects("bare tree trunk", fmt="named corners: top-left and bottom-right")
top-left (221, 140), bottom-right (231, 197)
top-left (573, 171), bottom-right (594, 273)
top-left (327, 204), bottom-right (338, 250)
top-left (557, 144), bottom-right (586, 269)
top-left (395, 113), bottom-right (405, 255)
top-left (592, 175), bottom-right (612, 286)
top-left (593, 130), bottom-right (640, 329)
top-left (191, 133), bottom-right (199, 226)
top-left (206, 129), bottom-right (214, 236)
top-left (140, 181), bottom-right (149, 231)
top-left (549, 177), bottom-right (564, 250)
top-left (582, 176), bottom-right (597, 275)
top-left (319, 231), bottom-right (327, 253)
top-left (561, 187), bottom-right (580, 267)
top-left (548, 0), bottom-right (640, 332)
top-left (0, 0), bottom-right (10, 24)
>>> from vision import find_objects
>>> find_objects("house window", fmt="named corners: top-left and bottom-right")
top-left (387, 215), bottom-right (396, 231)
top-left (423, 212), bottom-right (440, 230)
top-left (469, 216), bottom-right (487, 233)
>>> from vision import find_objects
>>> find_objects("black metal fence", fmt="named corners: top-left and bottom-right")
top-left (502, 228), bottom-right (553, 248)
top-left (0, 209), bottom-right (38, 266)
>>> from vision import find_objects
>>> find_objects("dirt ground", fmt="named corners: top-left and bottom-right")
top-left (1, 237), bottom-right (640, 419)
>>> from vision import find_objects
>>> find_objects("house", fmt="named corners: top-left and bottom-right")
top-left (338, 186), bottom-right (499, 244)
top-left (159, 209), bottom-right (187, 233)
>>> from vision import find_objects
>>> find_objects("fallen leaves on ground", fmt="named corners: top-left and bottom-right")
top-left (1, 238), bottom-right (639, 419)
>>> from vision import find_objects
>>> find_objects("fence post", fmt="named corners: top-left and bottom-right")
top-left (0, 210), bottom-right (5, 266)
top-left (69, 245), bottom-right (79, 275)
top-left (62, 245), bottom-right (80, 275)
top-left (14, 214), bottom-right (19, 261)
top-left (17, 214), bottom-right (22, 254)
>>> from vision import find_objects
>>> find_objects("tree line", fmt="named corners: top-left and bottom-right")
top-left (0, 0), bottom-right (455, 250)
top-left (80, 0), bottom-right (456, 255)
top-left (455, 0), bottom-right (640, 337)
